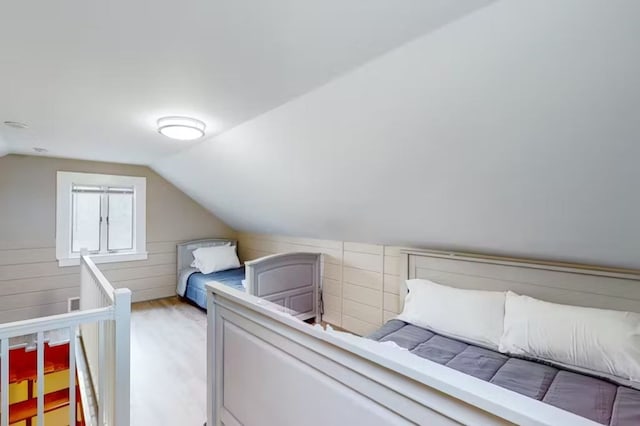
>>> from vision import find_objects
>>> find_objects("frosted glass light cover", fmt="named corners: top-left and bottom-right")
top-left (157, 116), bottom-right (206, 140)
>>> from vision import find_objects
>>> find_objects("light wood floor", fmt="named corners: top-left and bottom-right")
top-left (131, 297), bottom-right (207, 426)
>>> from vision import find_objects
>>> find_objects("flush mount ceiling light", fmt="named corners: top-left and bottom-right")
top-left (157, 116), bottom-right (206, 140)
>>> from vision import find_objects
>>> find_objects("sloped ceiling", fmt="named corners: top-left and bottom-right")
top-left (0, 0), bottom-right (492, 164)
top-left (154, 0), bottom-right (640, 269)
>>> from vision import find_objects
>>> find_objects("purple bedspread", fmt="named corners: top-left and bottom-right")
top-left (368, 320), bottom-right (640, 425)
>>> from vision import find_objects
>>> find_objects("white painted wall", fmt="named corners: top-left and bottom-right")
top-left (154, 0), bottom-right (640, 269)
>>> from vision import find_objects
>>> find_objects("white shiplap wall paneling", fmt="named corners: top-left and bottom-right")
top-left (238, 234), bottom-right (409, 335)
top-left (0, 247), bottom-right (58, 266)
top-left (341, 242), bottom-right (384, 335)
top-left (382, 246), bottom-right (407, 322)
top-left (0, 240), bottom-right (184, 322)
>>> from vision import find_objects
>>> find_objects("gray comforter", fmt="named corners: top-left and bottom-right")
top-left (368, 320), bottom-right (640, 426)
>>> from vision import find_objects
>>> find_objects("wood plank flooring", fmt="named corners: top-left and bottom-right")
top-left (131, 297), bottom-right (207, 426)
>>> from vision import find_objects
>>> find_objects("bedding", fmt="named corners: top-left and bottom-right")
top-left (500, 291), bottom-right (640, 388)
top-left (191, 244), bottom-right (241, 274)
top-left (180, 266), bottom-right (246, 309)
top-left (397, 279), bottom-right (505, 350)
top-left (368, 320), bottom-right (640, 426)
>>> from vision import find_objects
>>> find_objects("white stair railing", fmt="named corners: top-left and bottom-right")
top-left (0, 254), bottom-right (130, 426)
top-left (0, 306), bottom-right (113, 426)
top-left (80, 252), bottom-right (131, 426)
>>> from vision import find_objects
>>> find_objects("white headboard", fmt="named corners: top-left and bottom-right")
top-left (399, 249), bottom-right (640, 313)
top-left (177, 239), bottom-right (237, 275)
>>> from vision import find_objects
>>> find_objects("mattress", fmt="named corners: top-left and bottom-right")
top-left (368, 320), bottom-right (640, 426)
top-left (184, 266), bottom-right (246, 309)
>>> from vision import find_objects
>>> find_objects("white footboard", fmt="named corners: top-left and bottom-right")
top-left (176, 240), bottom-right (321, 319)
top-left (244, 252), bottom-right (320, 321)
top-left (206, 283), bottom-right (599, 426)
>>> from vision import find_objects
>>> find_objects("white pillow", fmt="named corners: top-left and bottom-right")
top-left (396, 279), bottom-right (506, 350)
top-left (191, 244), bottom-right (240, 274)
top-left (500, 292), bottom-right (640, 387)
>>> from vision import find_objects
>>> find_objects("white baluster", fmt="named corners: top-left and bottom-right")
top-left (37, 331), bottom-right (44, 424)
top-left (98, 320), bottom-right (105, 426)
top-left (69, 326), bottom-right (76, 426)
top-left (113, 288), bottom-right (131, 426)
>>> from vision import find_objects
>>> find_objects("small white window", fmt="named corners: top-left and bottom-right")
top-left (56, 172), bottom-right (147, 266)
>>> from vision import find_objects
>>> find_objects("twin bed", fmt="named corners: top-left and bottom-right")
top-left (205, 248), bottom-right (640, 426)
top-left (176, 239), bottom-right (321, 320)
top-left (368, 321), bottom-right (639, 425)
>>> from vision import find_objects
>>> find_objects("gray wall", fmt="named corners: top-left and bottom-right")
top-left (0, 154), bottom-right (235, 322)
top-left (154, 0), bottom-right (640, 269)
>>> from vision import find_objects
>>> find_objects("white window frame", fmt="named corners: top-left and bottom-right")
top-left (56, 171), bottom-right (147, 267)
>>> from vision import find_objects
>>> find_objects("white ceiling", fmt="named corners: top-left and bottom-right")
top-left (155, 0), bottom-right (640, 269)
top-left (4, 0), bottom-right (638, 269)
top-left (0, 0), bottom-right (492, 164)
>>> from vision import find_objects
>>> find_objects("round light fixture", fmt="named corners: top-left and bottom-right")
top-left (4, 121), bottom-right (28, 129)
top-left (157, 116), bottom-right (206, 140)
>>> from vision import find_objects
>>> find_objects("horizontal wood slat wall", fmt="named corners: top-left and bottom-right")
top-left (0, 241), bottom-right (184, 322)
top-left (238, 233), bottom-right (409, 336)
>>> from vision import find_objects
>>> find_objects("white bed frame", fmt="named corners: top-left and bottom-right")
top-left (178, 239), bottom-right (321, 320)
top-left (206, 249), bottom-right (640, 426)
